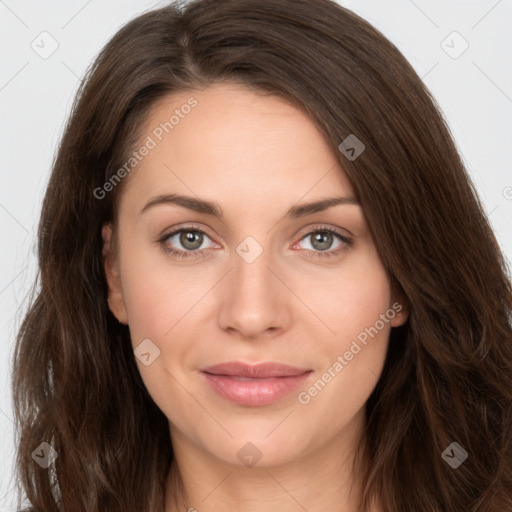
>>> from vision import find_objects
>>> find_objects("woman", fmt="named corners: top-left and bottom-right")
top-left (12, 0), bottom-right (512, 511)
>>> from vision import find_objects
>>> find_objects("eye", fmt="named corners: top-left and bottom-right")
top-left (157, 224), bottom-right (353, 260)
top-left (293, 226), bottom-right (353, 259)
top-left (158, 225), bottom-right (218, 260)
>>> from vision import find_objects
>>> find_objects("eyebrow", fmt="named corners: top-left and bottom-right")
top-left (140, 193), bottom-right (360, 219)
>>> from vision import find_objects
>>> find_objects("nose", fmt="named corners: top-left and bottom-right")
top-left (217, 245), bottom-right (292, 340)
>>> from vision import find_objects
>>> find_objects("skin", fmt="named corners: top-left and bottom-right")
top-left (103, 82), bottom-right (409, 512)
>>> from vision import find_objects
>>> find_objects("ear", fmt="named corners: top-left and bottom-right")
top-left (102, 223), bottom-right (128, 324)
top-left (389, 292), bottom-right (410, 328)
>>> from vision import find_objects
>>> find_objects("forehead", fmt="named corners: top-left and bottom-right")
top-left (119, 82), bottom-right (356, 214)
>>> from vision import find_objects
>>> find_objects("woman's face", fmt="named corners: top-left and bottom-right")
top-left (103, 82), bottom-right (408, 468)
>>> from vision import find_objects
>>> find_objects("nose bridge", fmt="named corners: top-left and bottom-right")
top-left (234, 246), bottom-right (273, 296)
top-left (232, 235), bottom-right (277, 307)
top-left (217, 234), bottom-right (290, 337)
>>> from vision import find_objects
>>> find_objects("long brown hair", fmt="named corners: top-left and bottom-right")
top-left (12, 0), bottom-right (512, 510)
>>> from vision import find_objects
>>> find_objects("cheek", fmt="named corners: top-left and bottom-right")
top-left (292, 244), bottom-right (393, 345)
top-left (121, 269), bottom-right (169, 347)
top-left (118, 249), bottom-right (203, 421)
top-left (293, 249), bottom-right (393, 431)
top-left (118, 232), bottom-right (209, 345)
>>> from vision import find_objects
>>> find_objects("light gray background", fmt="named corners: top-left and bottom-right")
top-left (1, 0), bottom-right (511, 509)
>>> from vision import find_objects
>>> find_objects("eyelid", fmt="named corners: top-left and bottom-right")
top-left (159, 222), bottom-right (218, 242)
top-left (160, 222), bottom-right (351, 243)
top-left (293, 223), bottom-right (352, 242)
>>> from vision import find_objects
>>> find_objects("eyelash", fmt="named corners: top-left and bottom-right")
top-left (157, 224), bottom-right (353, 261)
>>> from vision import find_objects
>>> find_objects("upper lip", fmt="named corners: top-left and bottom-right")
top-left (200, 362), bottom-right (311, 378)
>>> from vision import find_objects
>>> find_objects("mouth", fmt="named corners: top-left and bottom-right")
top-left (200, 362), bottom-right (313, 406)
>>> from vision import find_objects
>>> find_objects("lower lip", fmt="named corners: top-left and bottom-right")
top-left (201, 371), bottom-right (312, 406)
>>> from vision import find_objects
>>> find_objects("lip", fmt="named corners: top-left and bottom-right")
top-left (200, 362), bottom-right (312, 406)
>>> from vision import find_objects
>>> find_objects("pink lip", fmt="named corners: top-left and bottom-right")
top-left (200, 362), bottom-right (312, 406)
